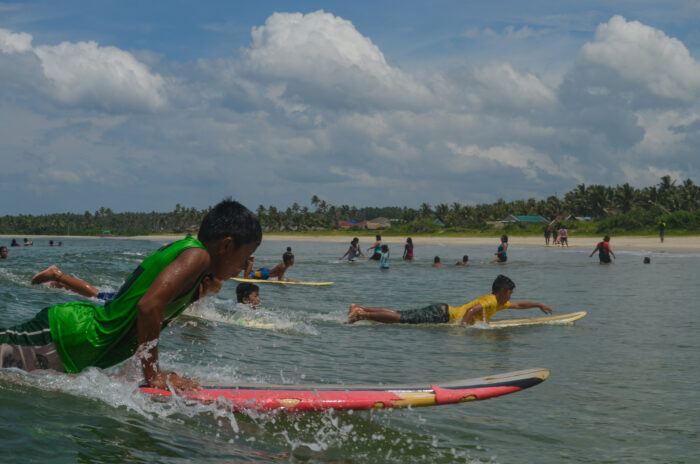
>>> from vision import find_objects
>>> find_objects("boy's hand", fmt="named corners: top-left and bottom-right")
top-left (540, 305), bottom-right (553, 315)
top-left (149, 372), bottom-right (201, 393)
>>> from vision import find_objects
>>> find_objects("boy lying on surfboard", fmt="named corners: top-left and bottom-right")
top-left (347, 275), bottom-right (552, 326)
top-left (0, 199), bottom-right (261, 392)
top-left (244, 249), bottom-right (299, 282)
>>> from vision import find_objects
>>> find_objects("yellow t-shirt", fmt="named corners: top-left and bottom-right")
top-left (448, 294), bottom-right (511, 324)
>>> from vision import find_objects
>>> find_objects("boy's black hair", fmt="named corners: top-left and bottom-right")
top-left (434, 256), bottom-right (441, 263)
top-left (381, 244), bottom-right (389, 252)
top-left (376, 234), bottom-right (381, 240)
top-left (463, 255), bottom-right (469, 262)
top-left (197, 198), bottom-right (262, 248)
top-left (283, 250), bottom-right (294, 264)
top-left (236, 282), bottom-right (259, 303)
top-left (501, 234), bottom-right (508, 242)
top-left (492, 274), bottom-right (516, 293)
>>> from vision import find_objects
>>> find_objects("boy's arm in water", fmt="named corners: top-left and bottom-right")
top-left (136, 247), bottom-right (209, 392)
top-left (509, 301), bottom-right (552, 314)
top-left (459, 303), bottom-right (483, 327)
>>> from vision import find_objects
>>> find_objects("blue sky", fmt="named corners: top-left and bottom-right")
top-left (1, 1), bottom-right (699, 214)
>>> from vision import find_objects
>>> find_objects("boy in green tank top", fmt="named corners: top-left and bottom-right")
top-left (0, 199), bottom-right (261, 392)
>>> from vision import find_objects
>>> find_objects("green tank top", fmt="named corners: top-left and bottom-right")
top-left (48, 237), bottom-right (206, 373)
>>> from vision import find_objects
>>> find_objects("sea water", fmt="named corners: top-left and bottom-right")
top-left (0, 237), bottom-right (698, 463)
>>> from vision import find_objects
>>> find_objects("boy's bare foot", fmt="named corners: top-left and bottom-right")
top-left (347, 304), bottom-right (367, 324)
top-left (31, 265), bottom-right (61, 285)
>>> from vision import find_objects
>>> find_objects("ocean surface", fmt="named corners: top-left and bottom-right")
top-left (0, 237), bottom-right (698, 463)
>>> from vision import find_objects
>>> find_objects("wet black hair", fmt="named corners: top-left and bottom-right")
top-left (376, 234), bottom-right (381, 240)
top-left (643, 257), bottom-right (651, 264)
top-left (286, 246), bottom-right (292, 252)
top-left (463, 255), bottom-right (469, 262)
top-left (492, 275), bottom-right (516, 293)
top-left (197, 198), bottom-right (262, 248)
top-left (434, 256), bottom-right (441, 263)
top-left (603, 235), bottom-right (610, 241)
top-left (381, 244), bottom-right (389, 253)
top-left (351, 237), bottom-right (359, 244)
top-left (283, 251), bottom-right (295, 265)
top-left (236, 282), bottom-right (259, 303)
top-left (406, 237), bottom-right (412, 244)
top-left (501, 235), bottom-right (508, 243)
top-left (0, 246), bottom-right (7, 252)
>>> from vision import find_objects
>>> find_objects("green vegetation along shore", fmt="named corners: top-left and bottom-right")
top-left (1, 176), bottom-right (698, 237)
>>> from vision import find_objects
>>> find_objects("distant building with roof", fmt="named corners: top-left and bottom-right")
top-left (502, 215), bottom-right (548, 224)
top-left (338, 220), bottom-right (367, 229)
top-left (366, 217), bottom-right (391, 229)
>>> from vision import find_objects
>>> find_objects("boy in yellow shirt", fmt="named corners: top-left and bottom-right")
top-left (347, 275), bottom-right (551, 325)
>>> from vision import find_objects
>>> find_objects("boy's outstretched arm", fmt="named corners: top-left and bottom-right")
top-left (137, 247), bottom-right (209, 392)
top-left (509, 301), bottom-right (552, 314)
top-left (459, 303), bottom-right (483, 327)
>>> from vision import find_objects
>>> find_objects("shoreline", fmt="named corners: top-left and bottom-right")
top-left (2, 233), bottom-right (698, 252)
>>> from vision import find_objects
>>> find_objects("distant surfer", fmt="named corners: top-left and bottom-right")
top-left (456, 255), bottom-right (469, 266)
top-left (0, 199), bottom-right (261, 392)
top-left (590, 235), bottom-right (616, 264)
top-left (347, 274), bottom-right (552, 325)
top-left (246, 249), bottom-right (298, 281)
top-left (367, 235), bottom-right (382, 260)
top-left (402, 237), bottom-right (414, 261)
top-left (492, 235), bottom-right (508, 263)
top-left (339, 237), bottom-right (365, 261)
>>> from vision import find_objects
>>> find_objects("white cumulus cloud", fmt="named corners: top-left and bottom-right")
top-left (0, 28), bottom-right (32, 53)
top-left (243, 10), bottom-right (431, 109)
top-left (580, 15), bottom-right (700, 100)
top-left (34, 40), bottom-right (167, 111)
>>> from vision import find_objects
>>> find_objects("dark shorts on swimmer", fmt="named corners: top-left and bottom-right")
top-left (599, 253), bottom-right (611, 263)
top-left (250, 268), bottom-right (271, 280)
top-left (398, 303), bottom-right (449, 324)
top-left (497, 255), bottom-right (507, 263)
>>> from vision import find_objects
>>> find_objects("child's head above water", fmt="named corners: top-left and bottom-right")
top-left (283, 250), bottom-right (295, 265)
top-left (236, 282), bottom-right (260, 305)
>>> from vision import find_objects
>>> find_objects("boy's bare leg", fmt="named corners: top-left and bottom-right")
top-left (347, 304), bottom-right (402, 324)
top-left (31, 265), bottom-right (100, 298)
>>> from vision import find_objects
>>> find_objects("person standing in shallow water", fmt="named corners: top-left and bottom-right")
top-left (544, 226), bottom-right (551, 246)
top-left (403, 238), bottom-right (414, 261)
top-left (492, 235), bottom-right (508, 263)
top-left (367, 235), bottom-right (382, 260)
top-left (590, 235), bottom-right (616, 264)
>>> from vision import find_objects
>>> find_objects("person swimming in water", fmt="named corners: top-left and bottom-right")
top-left (456, 255), bottom-right (469, 266)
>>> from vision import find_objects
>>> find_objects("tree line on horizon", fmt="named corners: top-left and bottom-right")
top-left (0, 176), bottom-right (698, 236)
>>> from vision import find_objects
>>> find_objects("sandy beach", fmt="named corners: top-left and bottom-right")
top-left (261, 234), bottom-right (700, 253)
top-left (3, 233), bottom-right (698, 252)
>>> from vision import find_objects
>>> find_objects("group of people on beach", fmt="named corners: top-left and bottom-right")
top-left (0, 199), bottom-right (556, 393)
top-left (544, 225), bottom-right (568, 247)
